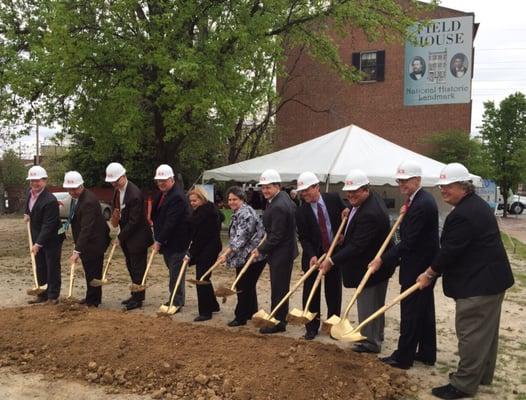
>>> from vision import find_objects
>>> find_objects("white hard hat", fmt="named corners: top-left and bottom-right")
top-left (105, 162), bottom-right (126, 183)
top-left (154, 164), bottom-right (174, 180)
top-left (342, 169), bottom-right (370, 191)
top-left (63, 171), bottom-right (84, 188)
top-left (258, 169), bottom-right (281, 185)
top-left (296, 171), bottom-right (320, 191)
top-left (395, 160), bottom-right (422, 180)
top-left (26, 165), bottom-right (48, 180)
top-left (437, 163), bottom-right (471, 185)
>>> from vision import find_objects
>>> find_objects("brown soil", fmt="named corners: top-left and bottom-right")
top-left (0, 305), bottom-right (413, 400)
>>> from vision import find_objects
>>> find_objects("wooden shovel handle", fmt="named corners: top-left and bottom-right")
top-left (353, 282), bottom-right (420, 334)
top-left (326, 215), bottom-right (348, 258)
top-left (140, 248), bottom-right (157, 286)
top-left (67, 262), bottom-right (76, 298)
top-left (102, 242), bottom-right (117, 280)
top-left (341, 212), bottom-right (406, 320)
top-left (168, 259), bottom-right (189, 307)
top-left (199, 259), bottom-right (222, 282)
top-left (268, 253), bottom-right (326, 320)
top-left (26, 221), bottom-right (39, 288)
top-left (230, 234), bottom-right (267, 290)
top-left (303, 270), bottom-right (323, 314)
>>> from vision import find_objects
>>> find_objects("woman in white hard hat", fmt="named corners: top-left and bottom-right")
top-left (186, 187), bottom-right (222, 321)
top-left (217, 186), bottom-right (266, 327)
top-left (418, 163), bottom-right (514, 400)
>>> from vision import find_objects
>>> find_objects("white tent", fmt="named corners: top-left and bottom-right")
top-left (203, 124), bottom-right (481, 187)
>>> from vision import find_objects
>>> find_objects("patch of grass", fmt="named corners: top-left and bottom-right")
top-left (501, 233), bottom-right (526, 262)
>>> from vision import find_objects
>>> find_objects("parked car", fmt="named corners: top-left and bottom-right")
top-left (497, 192), bottom-right (525, 215)
top-left (52, 192), bottom-right (112, 220)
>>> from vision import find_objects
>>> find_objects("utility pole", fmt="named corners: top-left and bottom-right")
top-left (35, 115), bottom-right (40, 165)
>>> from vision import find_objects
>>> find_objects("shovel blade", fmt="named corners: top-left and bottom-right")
top-left (330, 318), bottom-right (355, 340)
top-left (60, 296), bottom-right (81, 304)
top-left (186, 279), bottom-right (211, 286)
top-left (339, 331), bottom-right (367, 343)
top-left (157, 304), bottom-right (179, 316)
top-left (27, 286), bottom-right (46, 296)
top-left (286, 308), bottom-right (316, 326)
top-left (89, 278), bottom-right (108, 287)
top-left (251, 309), bottom-right (274, 328)
top-left (214, 286), bottom-right (237, 298)
top-left (321, 314), bottom-right (341, 334)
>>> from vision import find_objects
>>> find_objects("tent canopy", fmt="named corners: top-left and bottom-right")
top-left (203, 124), bottom-right (480, 187)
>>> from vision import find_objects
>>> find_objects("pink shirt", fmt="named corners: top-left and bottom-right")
top-left (28, 188), bottom-right (44, 212)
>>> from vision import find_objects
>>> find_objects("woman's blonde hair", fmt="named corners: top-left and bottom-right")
top-left (187, 187), bottom-right (209, 203)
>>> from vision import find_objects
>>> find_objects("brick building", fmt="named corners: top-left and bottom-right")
top-left (276, 4), bottom-right (477, 153)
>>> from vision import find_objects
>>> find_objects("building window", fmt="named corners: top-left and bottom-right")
top-left (352, 50), bottom-right (385, 82)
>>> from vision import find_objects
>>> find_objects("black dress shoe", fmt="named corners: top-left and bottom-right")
top-left (28, 296), bottom-right (47, 304)
top-left (79, 299), bottom-right (87, 305)
top-left (352, 344), bottom-right (379, 354)
top-left (194, 314), bottom-right (212, 322)
top-left (227, 319), bottom-right (246, 327)
top-left (86, 303), bottom-right (99, 308)
top-left (380, 356), bottom-right (398, 365)
top-left (303, 331), bottom-right (317, 340)
top-left (121, 297), bottom-right (133, 305)
top-left (431, 384), bottom-right (471, 399)
top-left (124, 300), bottom-right (143, 311)
top-left (259, 323), bottom-right (286, 334)
top-left (415, 354), bottom-right (436, 366)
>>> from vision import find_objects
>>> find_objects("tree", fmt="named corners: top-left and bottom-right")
top-left (423, 130), bottom-right (492, 178)
top-left (1, 1), bottom-right (428, 186)
top-left (480, 92), bottom-right (526, 217)
top-left (0, 149), bottom-right (26, 213)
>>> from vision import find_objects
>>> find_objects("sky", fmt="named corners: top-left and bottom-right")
top-left (10, 0), bottom-right (526, 155)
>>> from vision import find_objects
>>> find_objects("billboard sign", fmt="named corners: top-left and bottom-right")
top-left (404, 16), bottom-right (474, 106)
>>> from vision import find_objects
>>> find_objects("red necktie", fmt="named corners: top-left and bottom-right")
top-left (317, 202), bottom-right (330, 252)
top-left (157, 193), bottom-right (166, 209)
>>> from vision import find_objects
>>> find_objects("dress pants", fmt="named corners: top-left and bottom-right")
top-left (356, 279), bottom-right (389, 352)
top-left (195, 261), bottom-right (220, 316)
top-left (121, 244), bottom-right (147, 302)
top-left (391, 283), bottom-right (436, 366)
top-left (80, 254), bottom-right (103, 305)
top-left (302, 264), bottom-right (342, 333)
top-left (35, 240), bottom-right (63, 300)
top-left (269, 259), bottom-right (294, 323)
top-left (450, 292), bottom-right (505, 395)
top-left (234, 259), bottom-right (266, 322)
top-left (163, 250), bottom-right (186, 307)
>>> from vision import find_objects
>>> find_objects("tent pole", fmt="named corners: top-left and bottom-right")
top-left (325, 176), bottom-right (330, 192)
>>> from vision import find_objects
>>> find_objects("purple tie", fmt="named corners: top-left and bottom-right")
top-left (317, 203), bottom-right (330, 252)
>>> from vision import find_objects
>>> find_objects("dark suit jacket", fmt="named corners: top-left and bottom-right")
top-left (151, 186), bottom-right (191, 253)
top-left (382, 189), bottom-right (439, 287)
top-left (296, 192), bottom-right (345, 271)
top-left (71, 189), bottom-right (110, 257)
top-left (432, 192), bottom-right (514, 299)
top-left (25, 188), bottom-right (63, 247)
top-left (116, 181), bottom-right (153, 251)
top-left (258, 190), bottom-right (298, 266)
top-left (331, 191), bottom-right (395, 288)
top-left (188, 201), bottom-right (222, 267)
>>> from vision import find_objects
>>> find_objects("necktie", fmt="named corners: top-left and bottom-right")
top-left (69, 199), bottom-right (77, 221)
top-left (157, 193), bottom-right (166, 209)
top-left (344, 207), bottom-right (358, 236)
top-left (317, 202), bottom-right (330, 252)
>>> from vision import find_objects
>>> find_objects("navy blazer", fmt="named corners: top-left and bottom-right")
top-left (382, 188), bottom-right (439, 287)
top-left (151, 186), bottom-right (191, 254)
top-left (296, 192), bottom-right (345, 271)
top-left (331, 191), bottom-right (395, 288)
top-left (259, 190), bottom-right (298, 266)
top-left (432, 192), bottom-right (514, 299)
top-left (188, 201), bottom-right (222, 267)
top-left (25, 188), bottom-right (63, 247)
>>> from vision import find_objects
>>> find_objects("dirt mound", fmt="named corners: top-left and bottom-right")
top-left (0, 305), bottom-right (415, 400)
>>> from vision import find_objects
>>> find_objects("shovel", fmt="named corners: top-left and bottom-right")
top-left (61, 262), bottom-right (81, 304)
top-left (26, 221), bottom-right (47, 296)
top-left (336, 282), bottom-right (421, 342)
top-left (130, 248), bottom-right (157, 292)
top-left (157, 257), bottom-right (189, 316)
top-left (214, 235), bottom-right (267, 300)
top-left (89, 241), bottom-right (117, 287)
top-left (326, 211), bottom-right (406, 338)
top-left (286, 214), bottom-right (349, 325)
top-left (187, 258), bottom-right (222, 286)
top-left (251, 254), bottom-right (326, 328)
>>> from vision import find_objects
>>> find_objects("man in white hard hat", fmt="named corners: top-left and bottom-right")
top-left (151, 164), bottom-right (191, 311)
top-left (105, 162), bottom-right (153, 311)
top-left (252, 169), bottom-right (298, 334)
top-left (369, 160), bottom-right (439, 369)
top-left (295, 171), bottom-right (345, 340)
top-left (417, 163), bottom-right (514, 400)
top-left (63, 171), bottom-right (111, 307)
top-left (24, 165), bottom-right (64, 304)
top-left (319, 169), bottom-right (395, 353)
